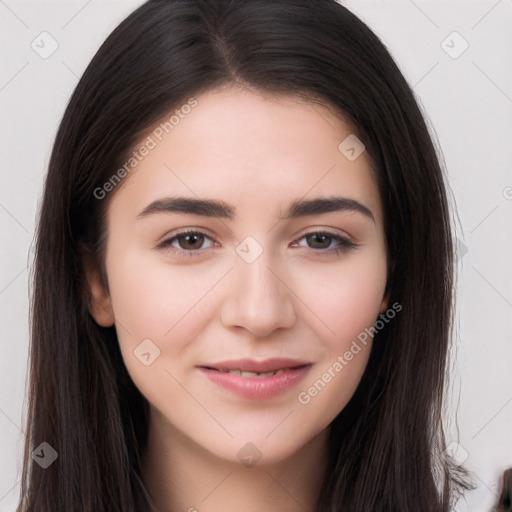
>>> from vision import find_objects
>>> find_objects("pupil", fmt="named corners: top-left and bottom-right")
top-left (308, 233), bottom-right (330, 248)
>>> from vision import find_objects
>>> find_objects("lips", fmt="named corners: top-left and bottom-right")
top-left (198, 358), bottom-right (312, 400)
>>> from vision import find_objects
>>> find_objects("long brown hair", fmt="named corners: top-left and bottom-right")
top-left (19, 0), bottom-right (474, 510)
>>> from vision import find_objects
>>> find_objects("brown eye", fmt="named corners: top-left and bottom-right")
top-left (176, 233), bottom-right (205, 250)
top-left (306, 233), bottom-right (333, 249)
top-left (158, 230), bottom-right (216, 254)
top-left (294, 231), bottom-right (358, 255)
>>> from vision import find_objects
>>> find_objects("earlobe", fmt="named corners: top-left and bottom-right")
top-left (84, 262), bottom-right (115, 327)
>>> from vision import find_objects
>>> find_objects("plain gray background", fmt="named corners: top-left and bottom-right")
top-left (0, 1), bottom-right (511, 511)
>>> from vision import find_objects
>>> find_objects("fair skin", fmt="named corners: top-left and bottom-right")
top-left (87, 85), bottom-right (389, 512)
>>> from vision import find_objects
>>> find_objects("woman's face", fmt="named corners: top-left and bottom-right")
top-left (89, 86), bottom-right (389, 465)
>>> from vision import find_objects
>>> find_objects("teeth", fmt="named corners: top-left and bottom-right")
top-left (218, 369), bottom-right (285, 378)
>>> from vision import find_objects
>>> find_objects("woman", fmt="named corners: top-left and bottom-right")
top-left (18, 0), bottom-right (474, 510)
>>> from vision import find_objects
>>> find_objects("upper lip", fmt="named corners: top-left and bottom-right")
top-left (199, 358), bottom-right (312, 373)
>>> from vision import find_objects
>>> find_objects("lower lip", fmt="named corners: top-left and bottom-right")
top-left (198, 365), bottom-right (312, 401)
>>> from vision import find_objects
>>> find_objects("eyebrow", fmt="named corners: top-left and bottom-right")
top-left (136, 196), bottom-right (375, 223)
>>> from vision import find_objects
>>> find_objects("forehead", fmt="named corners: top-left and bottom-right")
top-left (108, 86), bottom-right (383, 224)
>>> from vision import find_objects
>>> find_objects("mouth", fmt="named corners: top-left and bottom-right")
top-left (207, 368), bottom-right (289, 378)
top-left (199, 357), bottom-right (311, 376)
top-left (197, 358), bottom-right (312, 400)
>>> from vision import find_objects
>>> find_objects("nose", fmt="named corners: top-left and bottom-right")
top-left (220, 253), bottom-right (297, 338)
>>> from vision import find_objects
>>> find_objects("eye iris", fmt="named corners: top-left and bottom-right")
top-left (307, 233), bottom-right (331, 249)
top-left (179, 233), bottom-right (204, 250)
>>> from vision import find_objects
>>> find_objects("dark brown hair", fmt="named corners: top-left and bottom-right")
top-left (19, 0), bottom-right (474, 510)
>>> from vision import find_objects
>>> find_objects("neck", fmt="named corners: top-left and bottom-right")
top-left (140, 408), bottom-right (330, 512)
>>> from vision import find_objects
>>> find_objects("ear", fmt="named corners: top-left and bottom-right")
top-left (379, 258), bottom-right (394, 314)
top-left (83, 260), bottom-right (115, 327)
top-left (378, 288), bottom-right (390, 315)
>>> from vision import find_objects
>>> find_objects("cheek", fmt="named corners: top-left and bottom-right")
top-left (293, 274), bottom-right (384, 427)
top-left (292, 252), bottom-right (387, 348)
top-left (106, 247), bottom-right (221, 340)
top-left (104, 256), bottom-right (212, 407)
top-left (290, 254), bottom-right (387, 411)
top-left (104, 248), bottom-right (232, 397)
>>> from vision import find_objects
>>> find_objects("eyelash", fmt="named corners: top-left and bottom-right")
top-left (157, 229), bottom-right (359, 258)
